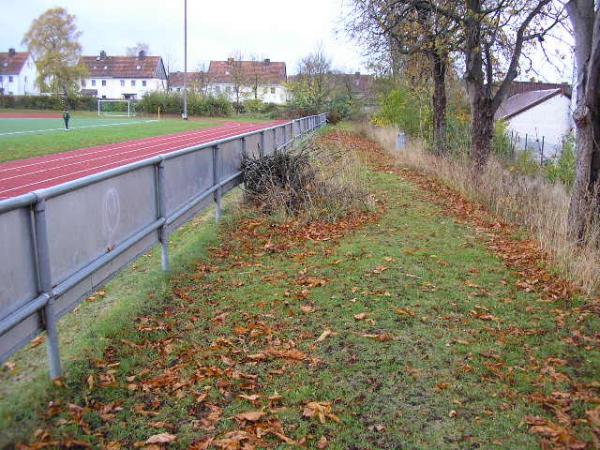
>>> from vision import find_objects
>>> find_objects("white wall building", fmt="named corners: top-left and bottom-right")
top-left (496, 88), bottom-right (573, 157)
top-left (206, 59), bottom-right (288, 105)
top-left (79, 51), bottom-right (167, 99)
top-left (0, 49), bottom-right (39, 96)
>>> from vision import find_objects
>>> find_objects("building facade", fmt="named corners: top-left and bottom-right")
top-left (206, 59), bottom-right (288, 105)
top-left (79, 51), bottom-right (167, 99)
top-left (0, 49), bottom-right (39, 96)
top-left (496, 87), bottom-right (573, 157)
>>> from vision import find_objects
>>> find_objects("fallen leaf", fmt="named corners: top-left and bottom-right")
top-left (317, 329), bottom-right (333, 342)
top-left (317, 436), bottom-right (328, 449)
top-left (236, 411), bottom-right (265, 422)
top-left (354, 313), bottom-right (369, 321)
top-left (145, 433), bottom-right (176, 444)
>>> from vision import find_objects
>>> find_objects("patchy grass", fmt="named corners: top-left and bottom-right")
top-left (2, 129), bottom-right (599, 449)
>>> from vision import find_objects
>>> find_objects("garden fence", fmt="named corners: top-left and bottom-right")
top-left (0, 113), bottom-right (327, 378)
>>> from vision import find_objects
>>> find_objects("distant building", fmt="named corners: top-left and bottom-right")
top-left (496, 85), bottom-right (573, 157)
top-left (168, 71), bottom-right (210, 94)
top-left (78, 51), bottom-right (167, 99)
top-left (0, 48), bottom-right (39, 96)
top-left (206, 59), bottom-right (288, 105)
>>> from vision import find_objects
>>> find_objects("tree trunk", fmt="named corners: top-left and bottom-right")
top-left (566, 0), bottom-right (600, 241)
top-left (470, 97), bottom-right (494, 168)
top-left (431, 52), bottom-right (447, 155)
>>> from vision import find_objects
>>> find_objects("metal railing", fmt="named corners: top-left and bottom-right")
top-left (0, 113), bottom-right (327, 378)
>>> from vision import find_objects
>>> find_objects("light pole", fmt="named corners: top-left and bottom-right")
top-left (182, 0), bottom-right (188, 120)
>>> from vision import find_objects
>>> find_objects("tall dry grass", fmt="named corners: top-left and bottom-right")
top-left (358, 123), bottom-right (600, 295)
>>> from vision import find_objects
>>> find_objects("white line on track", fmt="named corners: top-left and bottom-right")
top-left (0, 119), bottom-right (158, 137)
top-left (0, 123), bottom-right (259, 182)
top-left (0, 122), bottom-right (248, 173)
top-left (0, 123), bottom-right (276, 197)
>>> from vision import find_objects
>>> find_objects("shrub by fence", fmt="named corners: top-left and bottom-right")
top-left (0, 114), bottom-right (326, 379)
top-left (138, 92), bottom-right (232, 117)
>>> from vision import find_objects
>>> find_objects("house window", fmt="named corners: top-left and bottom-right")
top-left (131, 80), bottom-right (136, 87)
top-left (92, 80), bottom-right (96, 87)
top-left (81, 79), bottom-right (86, 87)
top-left (263, 87), bottom-right (268, 94)
top-left (142, 80), bottom-right (147, 87)
top-left (0, 76), bottom-right (3, 83)
top-left (101, 80), bottom-right (106, 86)
top-left (24, 76), bottom-right (27, 83)
top-left (176, 87), bottom-right (181, 92)
top-left (8, 76), bottom-right (13, 83)
top-left (120, 80), bottom-right (125, 87)
top-left (215, 86), bottom-right (221, 94)
top-left (270, 87), bottom-right (275, 94)
top-left (102, 95), bottom-right (106, 99)
top-left (225, 86), bottom-right (231, 93)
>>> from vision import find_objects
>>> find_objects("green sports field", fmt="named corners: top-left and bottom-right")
top-left (0, 115), bottom-right (154, 136)
top-left (0, 111), bottom-right (269, 163)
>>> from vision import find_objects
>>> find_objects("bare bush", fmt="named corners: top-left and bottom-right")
top-left (241, 141), bottom-right (375, 223)
top-left (358, 123), bottom-right (600, 294)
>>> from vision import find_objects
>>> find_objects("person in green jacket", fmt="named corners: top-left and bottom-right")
top-left (63, 109), bottom-right (71, 131)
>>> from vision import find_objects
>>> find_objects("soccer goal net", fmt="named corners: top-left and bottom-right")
top-left (97, 99), bottom-right (137, 117)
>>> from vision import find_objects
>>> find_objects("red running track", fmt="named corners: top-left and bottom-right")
top-left (0, 120), bottom-right (287, 200)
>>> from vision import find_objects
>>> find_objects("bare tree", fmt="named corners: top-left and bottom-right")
top-left (566, 0), bottom-right (600, 241)
top-left (163, 53), bottom-right (177, 91)
top-left (292, 47), bottom-right (333, 112)
top-left (228, 51), bottom-right (247, 111)
top-left (126, 42), bottom-right (150, 57)
top-left (346, 0), bottom-right (458, 154)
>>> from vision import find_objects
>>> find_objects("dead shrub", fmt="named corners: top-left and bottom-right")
top-left (241, 141), bottom-right (374, 223)
top-left (357, 122), bottom-right (600, 295)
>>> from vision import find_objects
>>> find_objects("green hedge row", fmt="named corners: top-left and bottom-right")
top-left (138, 92), bottom-right (232, 117)
top-left (0, 95), bottom-right (97, 111)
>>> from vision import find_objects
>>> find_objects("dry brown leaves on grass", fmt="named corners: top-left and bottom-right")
top-left (17, 189), bottom-right (380, 449)
top-left (320, 130), bottom-right (600, 450)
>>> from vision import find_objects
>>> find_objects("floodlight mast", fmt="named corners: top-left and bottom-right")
top-left (182, 0), bottom-right (188, 120)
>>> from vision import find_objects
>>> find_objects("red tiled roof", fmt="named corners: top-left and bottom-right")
top-left (495, 88), bottom-right (568, 121)
top-left (506, 81), bottom-right (572, 98)
top-left (0, 52), bottom-right (29, 75)
top-left (169, 71), bottom-right (207, 87)
top-left (208, 60), bottom-right (286, 84)
top-left (79, 55), bottom-right (165, 79)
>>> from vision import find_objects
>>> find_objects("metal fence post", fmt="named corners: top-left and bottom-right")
top-left (259, 131), bottom-right (265, 158)
top-left (156, 159), bottom-right (169, 271)
top-left (212, 145), bottom-right (222, 222)
top-left (34, 199), bottom-right (62, 379)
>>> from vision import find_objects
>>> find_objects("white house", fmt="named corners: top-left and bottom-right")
top-left (0, 49), bottom-right (39, 96)
top-left (496, 86), bottom-right (573, 157)
top-left (78, 51), bottom-right (167, 99)
top-left (206, 59), bottom-right (288, 105)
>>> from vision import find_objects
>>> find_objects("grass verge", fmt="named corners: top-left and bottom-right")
top-left (2, 128), bottom-right (599, 449)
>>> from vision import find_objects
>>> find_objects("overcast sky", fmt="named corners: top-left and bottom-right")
top-left (0, 0), bottom-right (573, 81)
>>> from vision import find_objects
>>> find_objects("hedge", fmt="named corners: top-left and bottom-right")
top-left (138, 92), bottom-right (232, 117)
top-left (0, 95), bottom-right (97, 111)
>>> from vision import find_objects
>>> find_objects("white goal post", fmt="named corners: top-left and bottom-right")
top-left (97, 99), bottom-right (137, 117)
